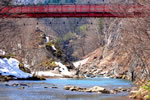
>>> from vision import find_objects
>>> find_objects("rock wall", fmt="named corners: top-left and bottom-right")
top-left (79, 16), bottom-right (150, 81)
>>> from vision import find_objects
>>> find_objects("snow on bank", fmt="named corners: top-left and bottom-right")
top-left (55, 62), bottom-right (72, 76)
top-left (33, 62), bottom-right (73, 77)
top-left (33, 71), bottom-right (62, 77)
top-left (0, 58), bottom-right (32, 78)
top-left (73, 58), bottom-right (89, 68)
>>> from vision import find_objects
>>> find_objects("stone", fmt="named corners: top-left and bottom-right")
top-left (44, 87), bottom-right (48, 88)
top-left (72, 75), bottom-right (77, 78)
top-left (144, 95), bottom-right (150, 100)
top-left (130, 90), bottom-right (138, 94)
top-left (51, 86), bottom-right (58, 88)
top-left (122, 75), bottom-right (126, 79)
top-left (127, 88), bottom-right (131, 92)
top-left (129, 95), bottom-right (137, 99)
top-left (64, 86), bottom-right (87, 92)
top-left (20, 83), bottom-right (28, 86)
top-left (84, 89), bottom-right (92, 92)
top-left (64, 86), bottom-right (72, 90)
top-left (69, 86), bottom-right (78, 91)
top-left (5, 84), bottom-right (9, 86)
top-left (112, 88), bottom-right (131, 93)
top-left (89, 86), bottom-right (110, 94)
top-left (18, 87), bottom-right (25, 89)
top-left (119, 88), bottom-right (127, 92)
top-left (12, 83), bottom-right (19, 86)
top-left (110, 90), bottom-right (117, 94)
top-left (64, 85), bottom-right (111, 94)
top-left (89, 86), bottom-right (105, 92)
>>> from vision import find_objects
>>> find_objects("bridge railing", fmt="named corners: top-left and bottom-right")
top-left (2, 5), bottom-right (121, 13)
top-left (0, 4), bottom-right (150, 18)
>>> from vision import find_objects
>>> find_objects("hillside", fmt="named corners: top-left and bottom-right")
top-left (78, 16), bottom-right (150, 82)
top-left (0, 0), bottom-right (150, 81)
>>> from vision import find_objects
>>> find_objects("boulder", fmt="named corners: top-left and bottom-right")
top-left (12, 83), bottom-right (19, 86)
top-left (64, 86), bottom-right (72, 90)
top-left (113, 88), bottom-right (131, 93)
top-left (89, 86), bottom-right (110, 93)
top-left (69, 86), bottom-right (80, 91)
top-left (44, 87), bottom-right (48, 88)
top-left (64, 85), bottom-right (110, 94)
top-left (18, 87), bottom-right (25, 89)
top-left (89, 86), bottom-right (105, 92)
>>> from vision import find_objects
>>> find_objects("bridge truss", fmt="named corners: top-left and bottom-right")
top-left (0, 4), bottom-right (150, 18)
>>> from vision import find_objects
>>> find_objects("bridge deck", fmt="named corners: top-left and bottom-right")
top-left (0, 4), bottom-right (149, 18)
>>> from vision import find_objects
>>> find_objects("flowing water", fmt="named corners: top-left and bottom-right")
top-left (0, 78), bottom-right (134, 100)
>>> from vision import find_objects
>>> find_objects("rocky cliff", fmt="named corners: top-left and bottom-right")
top-left (79, 16), bottom-right (150, 81)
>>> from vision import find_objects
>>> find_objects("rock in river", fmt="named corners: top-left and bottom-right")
top-left (64, 86), bottom-right (111, 94)
top-left (89, 86), bottom-right (110, 94)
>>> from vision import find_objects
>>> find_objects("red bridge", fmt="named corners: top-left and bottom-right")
top-left (0, 4), bottom-right (150, 18)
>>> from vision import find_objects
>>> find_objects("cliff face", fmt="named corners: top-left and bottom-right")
top-left (79, 17), bottom-right (150, 81)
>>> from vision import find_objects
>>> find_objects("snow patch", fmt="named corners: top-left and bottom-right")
top-left (33, 71), bottom-right (62, 77)
top-left (55, 62), bottom-right (72, 76)
top-left (18, 43), bottom-right (22, 49)
top-left (0, 58), bottom-right (32, 78)
top-left (24, 63), bottom-right (30, 68)
top-left (46, 37), bottom-right (49, 43)
top-left (52, 45), bottom-right (56, 51)
top-left (22, 59), bottom-right (30, 68)
top-left (103, 76), bottom-right (110, 79)
top-left (73, 58), bottom-right (89, 68)
top-left (0, 50), bottom-right (5, 55)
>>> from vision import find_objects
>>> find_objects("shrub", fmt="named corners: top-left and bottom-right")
top-left (63, 32), bottom-right (76, 41)
top-left (141, 81), bottom-right (150, 91)
top-left (46, 41), bottom-right (54, 47)
top-left (42, 58), bottom-right (57, 69)
top-left (145, 95), bottom-right (150, 99)
top-left (98, 18), bottom-right (103, 33)
top-left (10, 53), bottom-right (15, 57)
top-left (19, 62), bottom-right (31, 73)
top-left (78, 24), bottom-right (87, 32)
top-left (54, 49), bottom-right (63, 57)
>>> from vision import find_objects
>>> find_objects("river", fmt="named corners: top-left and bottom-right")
top-left (0, 78), bottom-right (134, 100)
